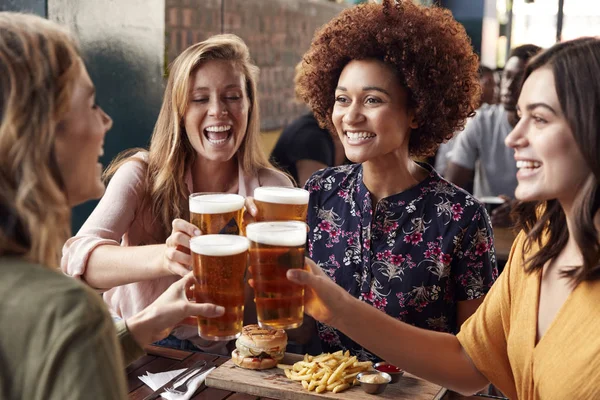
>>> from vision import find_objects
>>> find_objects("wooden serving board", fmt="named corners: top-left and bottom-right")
top-left (205, 354), bottom-right (447, 400)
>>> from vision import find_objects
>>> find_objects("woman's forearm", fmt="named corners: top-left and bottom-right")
top-left (83, 244), bottom-right (168, 290)
top-left (335, 297), bottom-right (489, 395)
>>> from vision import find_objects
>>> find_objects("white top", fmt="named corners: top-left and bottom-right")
top-left (245, 221), bottom-right (307, 247)
top-left (253, 186), bottom-right (309, 205)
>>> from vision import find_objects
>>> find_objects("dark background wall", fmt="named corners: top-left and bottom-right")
top-left (0, 0), bottom-right (45, 14)
top-left (166, 0), bottom-right (347, 131)
top-left (440, 0), bottom-right (484, 56)
top-left (47, 0), bottom-right (166, 232)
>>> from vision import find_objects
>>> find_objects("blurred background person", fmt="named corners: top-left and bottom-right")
top-left (0, 12), bottom-right (225, 399)
top-left (271, 63), bottom-right (347, 187)
top-left (293, 0), bottom-right (497, 362)
top-left (61, 34), bottom-right (292, 355)
top-left (478, 65), bottom-right (497, 107)
top-left (445, 44), bottom-right (542, 227)
top-left (435, 63), bottom-right (497, 178)
top-left (271, 111), bottom-right (346, 187)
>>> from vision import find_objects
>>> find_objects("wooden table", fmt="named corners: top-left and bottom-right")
top-left (493, 227), bottom-right (517, 262)
top-left (127, 346), bottom-right (455, 400)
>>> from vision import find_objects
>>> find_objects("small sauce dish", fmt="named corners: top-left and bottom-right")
top-left (356, 371), bottom-right (391, 394)
top-left (374, 362), bottom-right (404, 383)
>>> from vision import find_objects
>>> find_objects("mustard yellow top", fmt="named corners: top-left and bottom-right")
top-left (457, 232), bottom-right (600, 399)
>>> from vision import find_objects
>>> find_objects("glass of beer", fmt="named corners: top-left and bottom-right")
top-left (190, 234), bottom-right (249, 340)
top-left (189, 193), bottom-right (245, 235)
top-left (253, 186), bottom-right (310, 222)
top-left (246, 221), bottom-right (307, 330)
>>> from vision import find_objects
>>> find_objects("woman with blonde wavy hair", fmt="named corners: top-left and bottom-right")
top-left (62, 34), bottom-right (292, 353)
top-left (0, 12), bottom-right (226, 399)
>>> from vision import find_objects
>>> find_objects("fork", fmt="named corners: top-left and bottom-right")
top-left (165, 364), bottom-right (214, 396)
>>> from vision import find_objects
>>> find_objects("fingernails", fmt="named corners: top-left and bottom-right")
top-left (214, 305), bottom-right (225, 315)
top-left (286, 269), bottom-right (301, 281)
top-left (194, 229), bottom-right (201, 236)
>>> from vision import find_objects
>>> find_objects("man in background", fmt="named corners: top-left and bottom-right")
top-left (445, 44), bottom-right (542, 226)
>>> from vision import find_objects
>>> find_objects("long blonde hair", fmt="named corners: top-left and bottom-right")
top-left (0, 13), bottom-right (81, 268)
top-left (105, 34), bottom-right (274, 239)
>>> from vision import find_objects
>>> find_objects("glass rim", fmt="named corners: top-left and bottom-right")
top-left (189, 193), bottom-right (245, 214)
top-left (189, 234), bottom-right (249, 256)
top-left (253, 186), bottom-right (309, 205)
top-left (189, 192), bottom-right (245, 201)
top-left (245, 220), bottom-right (307, 247)
top-left (245, 220), bottom-right (308, 230)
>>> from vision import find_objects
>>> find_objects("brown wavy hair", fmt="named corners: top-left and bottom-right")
top-left (295, 0), bottom-right (480, 159)
top-left (0, 13), bottom-right (80, 268)
top-left (105, 34), bottom-right (275, 239)
top-left (512, 37), bottom-right (600, 283)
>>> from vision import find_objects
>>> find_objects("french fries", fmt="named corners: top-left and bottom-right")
top-left (280, 351), bottom-right (373, 394)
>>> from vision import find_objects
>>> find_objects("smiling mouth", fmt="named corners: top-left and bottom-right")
top-left (204, 125), bottom-right (232, 145)
top-left (345, 131), bottom-right (376, 142)
top-left (516, 160), bottom-right (541, 170)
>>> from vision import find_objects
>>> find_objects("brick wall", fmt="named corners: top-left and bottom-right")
top-left (166, 0), bottom-right (347, 130)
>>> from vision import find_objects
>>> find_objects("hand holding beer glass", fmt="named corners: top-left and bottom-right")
top-left (189, 193), bottom-right (245, 235)
top-left (190, 235), bottom-right (249, 340)
top-left (183, 193), bottom-right (244, 327)
top-left (246, 221), bottom-right (307, 330)
top-left (253, 187), bottom-right (309, 222)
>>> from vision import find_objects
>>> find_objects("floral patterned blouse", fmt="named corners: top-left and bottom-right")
top-left (305, 163), bottom-right (498, 361)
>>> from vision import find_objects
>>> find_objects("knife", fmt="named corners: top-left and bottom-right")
top-left (143, 360), bottom-right (210, 400)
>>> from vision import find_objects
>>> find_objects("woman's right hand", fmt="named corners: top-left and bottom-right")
top-left (163, 218), bottom-right (201, 277)
top-left (286, 258), bottom-right (353, 328)
top-left (243, 196), bottom-right (258, 227)
top-left (127, 272), bottom-right (225, 346)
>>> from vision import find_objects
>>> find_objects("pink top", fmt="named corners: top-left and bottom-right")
top-left (61, 153), bottom-right (292, 353)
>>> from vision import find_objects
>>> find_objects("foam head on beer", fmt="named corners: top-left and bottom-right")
top-left (253, 187), bottom-right (309, 222)
top-left (189, 193), bottom-right (245, 235)
top-left (246, 221), bottom-right (307, 330)
top-left (190, 234), bottom-right (249, 340)
top-left (245, 221), bottom-right (307, 247)
top-left (189, 193), bottom-right (245, 214)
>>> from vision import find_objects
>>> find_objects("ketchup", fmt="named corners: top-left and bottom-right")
top-left (375, 364), bottom-right (402, 373)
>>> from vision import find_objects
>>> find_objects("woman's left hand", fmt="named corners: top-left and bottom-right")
top-left (125, 272), bottom-right (225, 346)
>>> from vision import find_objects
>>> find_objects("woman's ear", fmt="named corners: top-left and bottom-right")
top-left (408, 110), bottom-right (418, 129)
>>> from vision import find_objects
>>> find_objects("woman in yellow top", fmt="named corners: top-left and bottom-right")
top-left (287, 37), bottom-right (600, 399)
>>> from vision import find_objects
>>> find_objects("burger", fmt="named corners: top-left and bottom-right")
top-left (232, 324), bottom-right (287, 370)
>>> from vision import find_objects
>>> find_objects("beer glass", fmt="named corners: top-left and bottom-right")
top-left (246, 221), bottom-right (307, 329)
top-left (253, 186), bottom-right (309, 222)
top-left (190, 234), bottom-right (249, 340)
top-left (189, 193), bottom-right (245, 235)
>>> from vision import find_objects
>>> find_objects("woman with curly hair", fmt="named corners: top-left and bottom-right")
top-left (61, 34), bottom-right (292, 354)
top-left (291, 0), bottom-right (498, 360)
top-left (289, 36), bottom-right (600, 398)
top-left (0, 13), bottom-right (226, 399)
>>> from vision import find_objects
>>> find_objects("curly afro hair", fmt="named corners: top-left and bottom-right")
top-left (296, 0), bottom-right (481, 159)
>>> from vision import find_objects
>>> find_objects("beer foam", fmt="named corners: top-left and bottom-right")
top-left (189, 193), bottom-right (245, 214)
top-left (190, 234), bottom-right (249, 256)
top-left (254, 187), bottom-right (309, 205)
top-left (246, 221), bottom-right (307, 247)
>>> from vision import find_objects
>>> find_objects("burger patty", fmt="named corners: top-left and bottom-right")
top-left (235, 341), bottom-right (285, 359)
